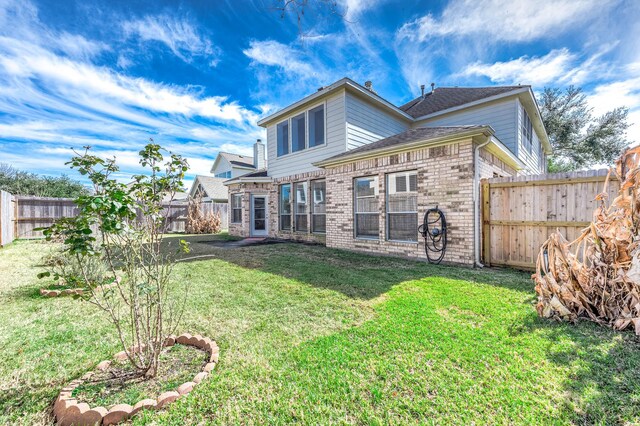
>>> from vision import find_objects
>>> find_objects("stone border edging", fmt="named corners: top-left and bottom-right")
top-left (54, 333), bottom-right (220, 426)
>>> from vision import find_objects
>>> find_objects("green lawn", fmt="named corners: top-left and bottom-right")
top-left (1, 235), bottom-right (640, 425)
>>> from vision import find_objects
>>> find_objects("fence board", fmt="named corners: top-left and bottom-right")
top-left (0, 191), bottom-right (14, 246)
top-left (482, 169), bottom-right (619, 270)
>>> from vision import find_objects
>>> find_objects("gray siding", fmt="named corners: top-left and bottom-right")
top-left (266, 91), bottom-right (346, 179)
top-left (414, 98), bottom-right (519, 154)
top-left (516, 99), bottom-right (545, 174)
top-left (345, 92), bottom-right (409, 149)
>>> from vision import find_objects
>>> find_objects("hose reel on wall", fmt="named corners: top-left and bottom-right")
top-left (418, 206), bottom-right (448, 264)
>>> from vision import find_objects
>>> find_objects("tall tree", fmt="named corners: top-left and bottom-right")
top-left (0, 163), bottom-right (88, 197)
top-left (539, 86), bottom-right (630, 172)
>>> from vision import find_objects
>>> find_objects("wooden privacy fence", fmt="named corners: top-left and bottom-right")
top-left (1, 195), bottom-right (228, 240)
top-left (481, 169), bottom-right (620, 270)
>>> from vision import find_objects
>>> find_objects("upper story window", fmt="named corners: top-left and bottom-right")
top-left (522, 105), bottom-right (533, 154)
top-left (277, 121), bottom-right (289, 156)
top-left (309, 105), bottom-right (325, 148)
top-left (214, 171), bottom-right (232, 179)
top-left (291, 113), bottom-right (306, 152)
top-left (276, 103), bottom-right (325, 157)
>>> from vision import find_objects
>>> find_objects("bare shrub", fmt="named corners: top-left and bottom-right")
top-left (185, 192), bottom-right (221, 234)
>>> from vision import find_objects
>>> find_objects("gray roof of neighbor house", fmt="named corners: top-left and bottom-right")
top-left (316, 126), bottom-right (493, 165)
top-left (191, 175), bottom-right (228, 200)
top-left (223, 169), bottom-right (269, 184)
top-left (219, 152), bottom-right (254, 169)
top-left (399, 86), bottom-right (526, 118)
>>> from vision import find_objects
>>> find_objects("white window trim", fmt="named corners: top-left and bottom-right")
top-left (385, 171), bottom-right (418, 243)
top-left (231, 194), bottom-right (242, 224)
top-left (276, 100), bottom-right (327, 159)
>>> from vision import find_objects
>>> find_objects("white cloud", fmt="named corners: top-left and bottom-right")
top-left (0, 0), bottom-right (262, 182)
top-left (122, 14), bottom-right (219, 66)
top-left (461, 49), bottom-right (576, 86)
top-left (399, 0), bottom-right (613, 43)
top-left (243, 40), bottom-right (317, 80)
top-left (0, 37), bottom-right (252, 122)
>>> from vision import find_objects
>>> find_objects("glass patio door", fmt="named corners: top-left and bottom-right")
top-left (250, 195), bottom-right (268, 237)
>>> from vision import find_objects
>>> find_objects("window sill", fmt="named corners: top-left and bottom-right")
top-left (387, 239), bottom-right (419, 244)
top-left (354, 237), bottom-right (380, 241)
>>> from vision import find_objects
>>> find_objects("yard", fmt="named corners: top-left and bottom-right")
top-left (1, 235), bottom-right (640, 425)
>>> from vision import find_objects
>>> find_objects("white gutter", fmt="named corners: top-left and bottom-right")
top-left (473, 136), bottom-right (492, 268)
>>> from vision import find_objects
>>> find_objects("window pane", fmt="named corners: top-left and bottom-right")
top-left (312, 214), bottom-right (326, 233)
top-left (354, 177), bottom-right (379, 238)
top-left (232, 210), bottom-right (242, 223)
top-left (294, 182), bottom-right (308, 232)
top-left (280, 215), bottom-right (291, 231)
top-left (277, 121), bottom-right (289, 156)
top-left (388, 213), bottom-right (418, 241)
top-left (280, 184), bottom-right (291, 230)
top-left (309, 105), bottom-right (324, 147)
top-left (311, 181), bottom-right (326, 214)
top-left (291, 113), bottom-right (306, 152)
top-left (356, 214), bottom-right (378, 238)
top-left (386, 171), bottom-right (418, 241)
top-left (280, 184), bottom-right (291, 214)
top-left (355, 177), bottom-right (377, 197)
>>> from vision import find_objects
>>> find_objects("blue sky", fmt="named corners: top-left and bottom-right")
top-left (1, 0), bottom-right (639, 188)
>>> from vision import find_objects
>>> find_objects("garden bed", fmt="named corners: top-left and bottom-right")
top-left (54, 334), bottom-right (219, 425)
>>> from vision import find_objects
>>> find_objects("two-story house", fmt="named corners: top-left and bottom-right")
top-left (225, 78), bottom-right (550, 265)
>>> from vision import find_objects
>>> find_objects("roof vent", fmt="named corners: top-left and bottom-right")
top-left (317, 86), bottom-right (324, 91)
top-left (431, 82), bottom-right (435, 93)
top-left (364, 80), bottom-right (377, 94)
top-left (420, 84), bottom-right (425, 98)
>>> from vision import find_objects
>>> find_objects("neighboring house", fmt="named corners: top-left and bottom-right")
top-left (189, 176), bottom-right (228, 202)
top-left (191, 139), bottom-right (267, 202)
top-left (225, 78), bottom-right (551, 266)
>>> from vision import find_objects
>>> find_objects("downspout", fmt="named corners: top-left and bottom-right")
top-left (473, 136), bottom-right (491, 268)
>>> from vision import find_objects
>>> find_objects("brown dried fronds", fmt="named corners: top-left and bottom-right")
top-left (533, 146), bottom-right (640, 334)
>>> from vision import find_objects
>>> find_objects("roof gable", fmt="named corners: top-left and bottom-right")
top-left (189, 175), bottom-right (228, 200)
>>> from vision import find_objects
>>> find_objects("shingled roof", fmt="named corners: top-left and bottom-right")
top-left (399, 86), bottom-right (525, 118)
top-left (190, 175), bottom-right (228, 200)
top-left (219, 152), bottom-right (254, 169)
top-left (316, 126), bottom-right (492, 165)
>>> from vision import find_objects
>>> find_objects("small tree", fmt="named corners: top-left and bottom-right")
top-left (40, 142), bottom-right (190, 378)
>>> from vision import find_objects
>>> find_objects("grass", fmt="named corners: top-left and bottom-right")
top-left (73, 344), bottom-right (206, 407)
top-left (1, 234), bottom-right (640, 424)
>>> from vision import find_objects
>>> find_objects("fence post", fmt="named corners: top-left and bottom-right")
top-left (481, 179), bottom-right (491, 266)
top-left (13, 196), bottom-right (18, 240)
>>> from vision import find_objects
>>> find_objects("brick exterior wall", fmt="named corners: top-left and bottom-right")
top-left (228, 138), bottom-right (516, 265)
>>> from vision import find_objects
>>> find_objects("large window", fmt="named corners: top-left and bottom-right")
top-left (386, 171), bottom-right (418, 242)
top-left (277, 120), bottom-right (289, 157)
top-left (522, 105), bottom-right (533, 153)
top-left (279, 184), bottom-right (292, 231)
top-left (294, 182), bottom-right (308, 232)
top-left (276, 103), bottom-right (325, 157)
top-left (231, 194), bottom-right (242, 223)
top-left (215, 171), bottom-right (231, 179)
top-left (309, 105), bottom-right (325, 148)
top-left (354, 176), bottom-right (379, 239)
top-left (311, 180), bottom-right (326, 233)
top-left (291, 113), bottom-right (306, 153)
